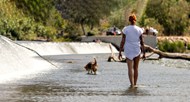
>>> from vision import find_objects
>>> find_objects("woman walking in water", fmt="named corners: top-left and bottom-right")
top-left (118, 14), bottom-right (145, 88)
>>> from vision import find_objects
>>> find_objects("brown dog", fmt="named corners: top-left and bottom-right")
top-left (84, 58), bottom-right (98, 75)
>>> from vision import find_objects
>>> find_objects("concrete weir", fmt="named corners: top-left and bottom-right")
top-left (0, 35), bottom-right (55, 83)
top-left (0, 35), bottom-right (120, 83)
top-left (81, 35), bottom-right (157, 49)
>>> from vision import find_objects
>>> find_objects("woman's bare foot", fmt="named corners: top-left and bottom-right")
top-left (130, 84), bottom-right (135, 88)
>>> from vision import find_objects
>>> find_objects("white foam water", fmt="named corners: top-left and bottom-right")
top-left (0, 36), bottom-right (55, 83)
top-left (0, 35), bottom-right (118, 83)
top-left (17, 41), bottom-right (118, 55)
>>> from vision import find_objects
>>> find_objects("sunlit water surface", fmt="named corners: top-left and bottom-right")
top-left (0, 54), bottom-right (190, 102)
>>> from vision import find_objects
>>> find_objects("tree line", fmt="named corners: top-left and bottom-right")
top-left (142, 0), bottom-right (190, 36)
top-left (0, 0), bottom-right (189, 41)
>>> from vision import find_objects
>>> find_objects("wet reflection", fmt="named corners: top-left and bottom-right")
top-left (17, 84), bottom-right (77, 96)
top-left (122, 86), bottom-right (150, 96)
top-left (16, 84), bottom-right (150, 97)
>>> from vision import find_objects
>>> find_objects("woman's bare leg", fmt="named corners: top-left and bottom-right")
top-left (133, 55), bottom-right (140, 86)
top-left (126, 58), bottom-right (134, 87)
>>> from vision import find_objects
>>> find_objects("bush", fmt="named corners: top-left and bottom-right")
top-left (63, 22), bottom-right (82, 41)
top-left (187, 43), bottom-right (190, 50)
top-left (158, 40), bottom-right (186, 53)
top-left (176, 41), bottom-right (186, 53)
top-left (0, 0), bottom-right (66, 41)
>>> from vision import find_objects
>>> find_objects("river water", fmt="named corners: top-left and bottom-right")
top-left (0, 53), bottom-right (190, 102)
top-left (0, 35), bottom-right (190, 102)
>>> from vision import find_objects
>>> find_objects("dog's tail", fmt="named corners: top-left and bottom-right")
top-left (94, 58), bottom-right (97, 65)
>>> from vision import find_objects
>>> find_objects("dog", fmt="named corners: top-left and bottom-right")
top-left (84, 58), bottom-right (98, 75)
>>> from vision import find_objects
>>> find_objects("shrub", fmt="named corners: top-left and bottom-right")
top-left (187, 43), bottom-right (190, 50)
top-left (176, 41), bottom-right (186, 53)
top-left (158, 40), bottom-right (186, 53)
top-left (0, 0), bottom-right (66, 41)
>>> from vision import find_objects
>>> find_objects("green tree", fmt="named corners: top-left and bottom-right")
top-left (55, 0), bottom-right (118, 35)
top-left (14, 0), bottom-right (67, 40)
top-left (15, 0), bottom-right (54, 24)
top-left (145, 0), bottom-right (189, 35)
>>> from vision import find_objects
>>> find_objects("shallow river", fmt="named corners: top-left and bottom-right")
top-left (0, 54), bottom-right (190, 102)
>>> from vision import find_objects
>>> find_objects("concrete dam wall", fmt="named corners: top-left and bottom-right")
top-left (81, 35), bottom-right (157, 49)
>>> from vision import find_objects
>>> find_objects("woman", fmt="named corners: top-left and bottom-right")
top-left (118, 14), bottom-right (145, 87)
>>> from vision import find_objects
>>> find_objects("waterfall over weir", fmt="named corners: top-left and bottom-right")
top-left (0, 35), bottom-right (118, 83)
top-left (0, 36), bottom-right (55, 83)
top-left (17, 41), bottom-right (118, 55)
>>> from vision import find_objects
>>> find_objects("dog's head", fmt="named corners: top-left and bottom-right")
top-left (92, 58), bottom-right (98, 69)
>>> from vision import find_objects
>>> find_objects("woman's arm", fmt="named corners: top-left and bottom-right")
top-left (140, 35), bottom-right (146, 58)
top-left (118, 33), bottom-right (125, 60)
